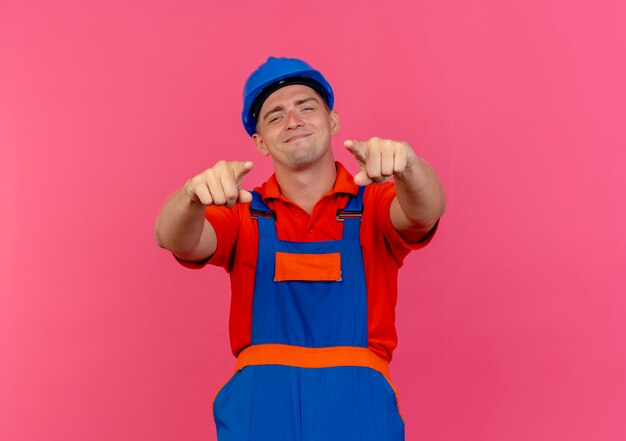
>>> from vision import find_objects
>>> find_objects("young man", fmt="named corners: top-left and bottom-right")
top-left (155, 57), bottom-right (445, 441)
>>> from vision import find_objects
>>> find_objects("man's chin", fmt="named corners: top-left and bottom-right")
top-left (285, 152), bottom-right (323, 170)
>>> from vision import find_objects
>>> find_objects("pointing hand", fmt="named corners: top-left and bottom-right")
top-left (344, 137), bottom-right (417, 186)
top-left (184, 160), bottom-right (254, 208)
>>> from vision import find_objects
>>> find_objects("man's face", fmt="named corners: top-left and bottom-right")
top-left (252, 84), bottom-right (339, 170)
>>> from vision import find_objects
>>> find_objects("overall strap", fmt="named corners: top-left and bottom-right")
top-left (251, 187), bottom-right (366, 240)
top-left (250, 191), bottom-right (277, 240)
top-left (337, 186), bottom-right (366, 240)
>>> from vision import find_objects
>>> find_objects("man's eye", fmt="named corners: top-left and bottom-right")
top-left (269, 115), bottom-right (282, 123)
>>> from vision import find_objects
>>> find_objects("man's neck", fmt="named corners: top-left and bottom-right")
top-left (274, 156), bottom-right (337, 214)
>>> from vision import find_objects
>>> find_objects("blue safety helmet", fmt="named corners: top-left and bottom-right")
top-left (242, 57), bottom-right (334, 137)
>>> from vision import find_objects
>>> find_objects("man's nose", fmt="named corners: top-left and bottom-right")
top-left (285, 110), bottom-right (303, 129)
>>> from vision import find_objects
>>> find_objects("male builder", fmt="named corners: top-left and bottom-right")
top-left (155, 57), bottom-right (446, 441)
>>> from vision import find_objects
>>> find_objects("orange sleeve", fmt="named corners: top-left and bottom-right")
top-left (366, 183), bottom-right (438, 267)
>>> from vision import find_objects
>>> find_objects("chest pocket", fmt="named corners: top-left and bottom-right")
top-left (274, 252), bottom-right (342, 282)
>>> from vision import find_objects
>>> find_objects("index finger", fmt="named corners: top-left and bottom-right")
top-left (232, 161), bottom-right (254, 180)
top-left (343, 140), bottom-right (367, 161)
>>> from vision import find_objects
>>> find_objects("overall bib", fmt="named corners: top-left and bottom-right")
top-left (213, 187), bottom-right (405, 441)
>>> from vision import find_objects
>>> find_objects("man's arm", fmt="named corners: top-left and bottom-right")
top-left (154, 160), bottom-right (254, 261)
top-left (344, 138), bottom-right (445, 244)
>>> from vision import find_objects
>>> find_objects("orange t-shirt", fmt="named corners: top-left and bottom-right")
top-left (176, 162), bottom-right (437, 362)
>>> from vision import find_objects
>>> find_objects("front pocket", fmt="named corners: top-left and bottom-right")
top-left (274, 251), bottom-right (342, 281)
top-left (371, 369), bottom-right (405, 426)
top-left (355, 368), bottom-right (405, 440)
top-left (213, 366), bottom-right (254, 440)
top-left (213, 367), bottom-right (244, 409)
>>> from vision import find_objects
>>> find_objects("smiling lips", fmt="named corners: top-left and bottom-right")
top-left (284, 132), bottom-right (312, 143)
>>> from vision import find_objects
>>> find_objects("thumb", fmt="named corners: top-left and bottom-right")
top-left (353, 170), bottom-right (373, 186)
top-left (237, 188), bottom-right (253, 204)
top-left (234, 161), bottom-right (253, 203)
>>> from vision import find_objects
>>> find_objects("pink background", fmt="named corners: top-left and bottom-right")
top-left (2, 1), bottom-right (625, 440)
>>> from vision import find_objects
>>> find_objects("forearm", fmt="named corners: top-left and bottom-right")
top-left (392, 156), bottom-right (446, 238)
top-left (154, 187), bottom-right (215, 258)
top-left (155, 160), bottom-right (253, 261)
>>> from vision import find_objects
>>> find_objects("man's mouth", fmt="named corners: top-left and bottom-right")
top-left (285, 133), bottom-right (311, 143)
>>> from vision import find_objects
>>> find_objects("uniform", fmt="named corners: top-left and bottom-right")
top-left (176, 162), bottom-right (437, 440)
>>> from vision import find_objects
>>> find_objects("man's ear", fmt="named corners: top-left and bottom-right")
top-left (252, 133), bottom-right (270, 156)
top-left (329, 110), bottom-right (340, 135)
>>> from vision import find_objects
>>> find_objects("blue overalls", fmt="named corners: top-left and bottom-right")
top-left (213, 187), bottom-right (405, 441)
